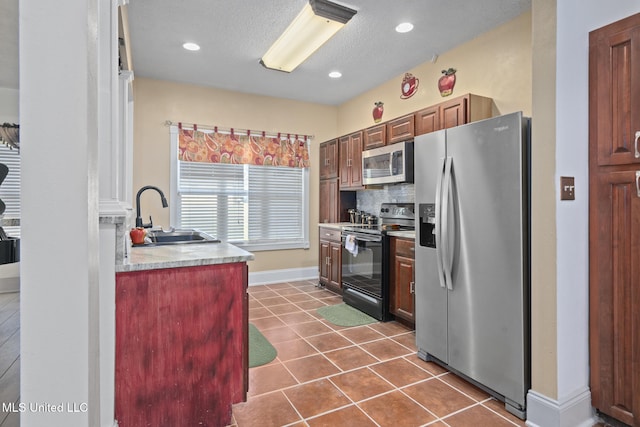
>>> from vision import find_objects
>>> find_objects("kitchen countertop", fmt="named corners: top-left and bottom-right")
top-left (116, 242), bottom-right (255, 273)
top-left (318, 222), bottom-right (352, 230)
top-left (386, 230), bottom-right (416, 239)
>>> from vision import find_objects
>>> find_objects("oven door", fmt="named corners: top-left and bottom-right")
top-left (341, 231), bottom-right (386, 320)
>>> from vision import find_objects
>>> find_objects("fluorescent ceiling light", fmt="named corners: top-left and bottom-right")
top-left (328, 71), bottom-right (342, 78)
top-left (395, 22), bottom-right (414, 33)
top-left (182, 42), bottom-right (200, 51)
top-left (261, 0), bottom-right (357, 73)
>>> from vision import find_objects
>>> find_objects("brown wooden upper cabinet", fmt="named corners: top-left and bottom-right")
top-left (387, 114), bottom-right (415, 144)
top-left (319, 139), bottom-right (339, 180)
top-left (415, 94), bottom-right (493, 136)
top-left (339, 131), bottom-right (363, 189)
top-left (363, 124), bottom-right (386, 150)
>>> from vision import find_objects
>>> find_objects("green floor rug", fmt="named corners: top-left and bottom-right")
top-left (248, 323), bottom-right (277, 368)
top-left (316, 303), bottom-right (378, 327)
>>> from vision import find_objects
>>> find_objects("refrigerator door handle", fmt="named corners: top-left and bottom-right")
top-left (435, 157), bottom-right (447, 288)
top-left (442, 157), bottom-right (454, 291)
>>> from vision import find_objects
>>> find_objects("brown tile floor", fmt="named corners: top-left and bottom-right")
top-left (229, 280), bottom-right (527, 427)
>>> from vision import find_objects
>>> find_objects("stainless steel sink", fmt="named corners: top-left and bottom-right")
top-left (140, 229), bottom-right (221, 246)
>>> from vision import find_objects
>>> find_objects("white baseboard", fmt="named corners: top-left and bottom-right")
top-left (526, 388), bottom-right (598, 427)
top-left (248, 267), bottom-right (318, 286)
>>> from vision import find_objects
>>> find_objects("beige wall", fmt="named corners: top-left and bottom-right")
top-left (132, 78), bottom-right (338, 272)
top-left (337, 11), bottom-right (532, 135)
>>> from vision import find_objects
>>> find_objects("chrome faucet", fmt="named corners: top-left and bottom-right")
top-left (135, 185), bottom-right (168, 228)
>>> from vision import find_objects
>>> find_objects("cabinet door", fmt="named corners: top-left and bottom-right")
top-left (319, 179), bottom-right (338, 223)
top-left (387, 114), bottom-right (415, 144)
top-left (364, 124), bottom-right (386, 150)
top-left (440, 95), bottom-right (468, 129)
top-left (329, 242), bottom-right (342, 290)
top-left (339, 135), bottom-right (351, 187)
top-left (392, 255), bottom-right (415, 323)
top-left (590, 17), bottom-right (640, 167)
top-left (590, 169), bottom-right (640, 426)
top-left (415, 106), bottom-right (440, 135)
top-left (319, 240), bottom-right (331, 284)
top-left (349, 132), bottom-right (363, 188)
top-left (320, 140), bottom-right (338, 179)
top-left (340, 132), bottom-right (363, 189)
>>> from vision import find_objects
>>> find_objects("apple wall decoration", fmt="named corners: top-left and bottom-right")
top-left (372, 101), bottom-right (384, 123)
top-left (438, 68), bottom-right (457, 97)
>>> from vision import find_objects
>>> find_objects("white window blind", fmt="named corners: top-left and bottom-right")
top-left (171, 128), bottom-right (309, 251)
top-left (0, 146), bottom-right (20, 238)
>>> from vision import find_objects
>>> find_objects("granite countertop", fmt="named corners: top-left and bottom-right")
top-left (386, 230), bottom-right (416, 239)
top-left (318, 222), bottom-right (352, 230)
top-left (116, 242), bottom-right (255, 273)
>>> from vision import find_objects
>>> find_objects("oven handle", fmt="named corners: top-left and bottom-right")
top-left (343, 234), bottom-right (382, 243)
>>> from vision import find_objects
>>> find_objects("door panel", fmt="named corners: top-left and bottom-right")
top-left (445, 113), bottom-right (528, 407)
top-left (590, 22), bottom-right (640, 166)
top-left (590, 171), bottom-right (640, 426)
top-left (414, 130), bottom-right (448, 362)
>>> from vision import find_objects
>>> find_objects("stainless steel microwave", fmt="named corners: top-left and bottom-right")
top-left (362, 141), bottom-right (414, 185)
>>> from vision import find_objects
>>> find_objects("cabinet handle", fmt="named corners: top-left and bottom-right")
top-left (410, 281), bottom-right (415, 294)
top-left (636, 171), bottom-right (640, 198)
top-left (327, 256), bottom-right (331, 266)
top-left (409, 246), bottom-right (415, 252)
top-left (635, 131), bottom-right (640, 158)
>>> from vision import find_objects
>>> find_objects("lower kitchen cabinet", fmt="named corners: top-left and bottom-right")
top-left (115, 262), bottom-right (248, 427)
top-left (319, 226), bottom-right (342, 293)
top-left (390, 237), bottom-right (415, 327)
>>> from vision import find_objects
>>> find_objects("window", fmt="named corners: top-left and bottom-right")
top-left (0, 146), bottom-right (20, 238)
top-left (170, 127), bottom-right (309, 251)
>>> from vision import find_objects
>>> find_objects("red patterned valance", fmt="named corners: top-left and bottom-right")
top-left (178, 129), bottom-right (310, 168)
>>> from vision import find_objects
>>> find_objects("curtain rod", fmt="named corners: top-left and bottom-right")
top-left (164, 120), bottom-right (314, 140)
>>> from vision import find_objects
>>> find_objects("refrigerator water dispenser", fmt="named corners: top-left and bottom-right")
top-left (418, 203), bottom-right (436, 248)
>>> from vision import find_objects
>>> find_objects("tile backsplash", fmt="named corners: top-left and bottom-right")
top-left (356, 183), bottom-right (415, 216)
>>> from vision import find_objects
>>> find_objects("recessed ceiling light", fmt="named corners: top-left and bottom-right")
top-left (329, 71), bottom-right (342, 78)
top-left (182, 42), bottom-right (201, 51)
top-left (395, 22), bottom-right (414, 33)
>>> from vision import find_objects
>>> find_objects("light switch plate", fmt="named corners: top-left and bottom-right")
top-left (560, 176), bottom-right (575, 200)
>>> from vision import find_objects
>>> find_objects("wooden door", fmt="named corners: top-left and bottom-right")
top-left (329, 242), bottom-right (342, 290)
top-left (392, 255), bottom-right (415, 323)
top-left (590, 170), bottom-right (640, 426)
top-left (440, 95), bottom-right (468, 129)
top-left (319, 179), bottom-right (338, 223)
top-left (387, 114), bottom-right (415, 144)
top-left (364, 124), bottom-right (386, 150)
top-left (349, 131), bottom-right (363, 188)
top-left (339, 135), bottom-right (351, 187)
top-left (319, 240), bottom-right (331, 285)
top-left (589, 13), bottom-right (640, 427)
top-left (415, 105), bottom-right (440, 135)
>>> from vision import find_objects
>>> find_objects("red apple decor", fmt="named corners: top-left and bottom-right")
top-left (438, 68), bottom-right (457, 97)
top-left (372, 101), bottom-right (384, 123)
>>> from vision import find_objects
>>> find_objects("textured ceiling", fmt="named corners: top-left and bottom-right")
top-left (2, 0), bottom-right (531, 105)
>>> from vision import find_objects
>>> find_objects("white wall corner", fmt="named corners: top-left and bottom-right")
top-left (526, 388), bottom-right (598, 427)
top-left (248, 267), bottom-right (318, 286)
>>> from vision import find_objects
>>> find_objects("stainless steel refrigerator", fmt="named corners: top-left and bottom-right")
top-left (414, 112), bottom-right (530, 419)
